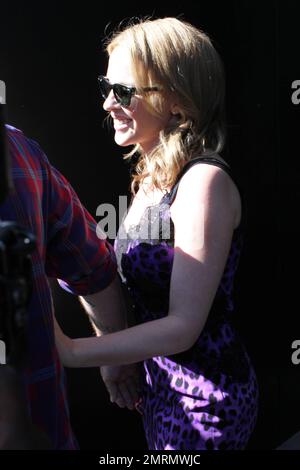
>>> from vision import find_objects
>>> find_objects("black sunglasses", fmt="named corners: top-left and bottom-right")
top-left (97, 75), bottom-right (159, 107)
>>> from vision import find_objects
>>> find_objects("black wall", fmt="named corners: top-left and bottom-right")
top-left (1, 0), bottom-right (299, 450)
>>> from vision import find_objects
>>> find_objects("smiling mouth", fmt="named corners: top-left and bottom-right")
top-left (113, 118), bottom-right (132, 130)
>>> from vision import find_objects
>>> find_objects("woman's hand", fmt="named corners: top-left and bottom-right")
top-left (100, 364), bottom-right (142, 410)
top-left (53, 317), bottom-right (76, 367)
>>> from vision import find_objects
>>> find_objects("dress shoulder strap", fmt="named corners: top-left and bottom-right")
top-left (164, 155), bottom-right (246, 234)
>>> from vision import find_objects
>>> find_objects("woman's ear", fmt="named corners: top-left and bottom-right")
top-left (170, 103), bottom-right (181, 116)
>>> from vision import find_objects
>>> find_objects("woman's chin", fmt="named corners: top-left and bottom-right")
top-left (114, 133), bottom-right (135, 147)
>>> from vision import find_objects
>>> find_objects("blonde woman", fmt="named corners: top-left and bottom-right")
top-left (55, 17), bottom-right (258, 450)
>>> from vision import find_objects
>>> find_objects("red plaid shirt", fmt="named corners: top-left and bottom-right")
top-left (0, 125), bottom-right (117, 449)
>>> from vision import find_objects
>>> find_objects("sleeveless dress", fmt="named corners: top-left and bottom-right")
top-left (114, 156), bottom-right (259, 450)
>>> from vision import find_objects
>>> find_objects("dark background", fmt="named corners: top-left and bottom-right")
top-left (0, 0), bottom-right (299, 450)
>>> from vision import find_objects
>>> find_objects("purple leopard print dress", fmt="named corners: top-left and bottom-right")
top-left (114, 157), bottom-right (258, 450)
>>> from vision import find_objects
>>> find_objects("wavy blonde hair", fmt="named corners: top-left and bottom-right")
top-left (105, 17), bottom-right (226, 194)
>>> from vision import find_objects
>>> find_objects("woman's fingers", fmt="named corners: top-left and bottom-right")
top-left (104, 379), bottom-right (118, 403)
top-left (116, 381), bottom-right (135, 410)
top-left (125, 376), bottom-right (140, 404)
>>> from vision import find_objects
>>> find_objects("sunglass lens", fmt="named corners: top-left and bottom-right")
top-left (114, 84), bottom-right (132, 107)
top-left (98, 77), bottom-right (110, 100)
top-left (98, 77), bottom-right (135, 107)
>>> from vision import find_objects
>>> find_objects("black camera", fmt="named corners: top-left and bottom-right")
top-left (0, 104), bottom-right (36, 367)
top-left (0, 222), bottom-right (35, 366)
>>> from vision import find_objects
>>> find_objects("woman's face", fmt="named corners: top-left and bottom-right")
top-left (103, 46), bottom-right (173, 153)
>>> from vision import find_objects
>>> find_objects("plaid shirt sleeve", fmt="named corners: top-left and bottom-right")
top-left (30, 139), bottom-right (117, 295)
top-left (3, 125), bottom-right (118, 449)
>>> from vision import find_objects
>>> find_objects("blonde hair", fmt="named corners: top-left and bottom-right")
top-left (105, 17), bottom-right (226, 194)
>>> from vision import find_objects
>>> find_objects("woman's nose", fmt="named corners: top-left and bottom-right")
top-left (103, 90), bottom-right (119, 111)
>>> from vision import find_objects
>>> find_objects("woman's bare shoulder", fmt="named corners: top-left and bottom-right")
top-left (172, 159), bottom-right (241, 229)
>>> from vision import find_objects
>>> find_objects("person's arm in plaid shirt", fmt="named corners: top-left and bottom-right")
top-left (28, 138), bottom-right (140, 410)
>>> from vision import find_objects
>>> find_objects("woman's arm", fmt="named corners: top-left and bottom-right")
top-left (55, 163), bottom-right (238, 368)
top-left (79, 275), bottom-right (127, 336)
top-left (55, 314), bottom-right (190, 367)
